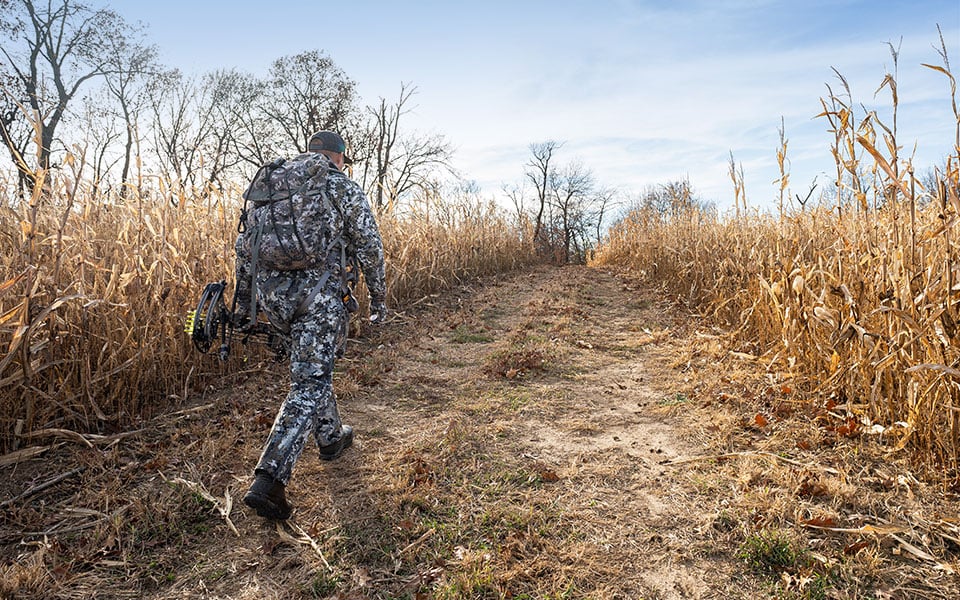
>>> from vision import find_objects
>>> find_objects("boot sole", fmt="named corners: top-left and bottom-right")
top-left (243, 490), bottom-right (291, 520)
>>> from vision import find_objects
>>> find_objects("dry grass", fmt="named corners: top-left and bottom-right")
top-left (594, 39), bottom-right (960, 483)
top-left (1, 262), bottom-right (958, 599)
top-left (654, 324), bottom-right (960, 598)
top-left (0, 166), bottom-right (535, 453)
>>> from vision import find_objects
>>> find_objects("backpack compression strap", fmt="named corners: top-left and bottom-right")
top-left (247, 217), bottom-right (266, 324)
top-left (289, 234), bottom-right (346, 322)
top-left (237, 159), bottom-right (285, 326)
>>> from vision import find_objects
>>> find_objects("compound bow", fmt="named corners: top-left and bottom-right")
top-left (184, 280), bottom-right (286, 361)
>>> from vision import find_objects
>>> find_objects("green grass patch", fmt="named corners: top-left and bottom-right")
top-left (737, 529), bottom-right (811, 575)
top-left (303, 571), bottom-right (342, 598)
top-left (659, 392), bottom-right (688, 406)
top-left (452, 324), bottom-right (495, 344)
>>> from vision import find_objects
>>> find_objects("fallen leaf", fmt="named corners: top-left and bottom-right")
top-left (398, 519), bottom-right (416, 532)
top-left (802, 516), bottom-right (838, 528)
top-left (538, 468), bottom-right (560, 483)
top-left (837, 417), bottom-right (861, 437)
top-left (355, 567), bottom-right (371, 588)
top-left (796, 478), bottom-right (830, 498)
top-left (844, 540), bottom-right (872, 555)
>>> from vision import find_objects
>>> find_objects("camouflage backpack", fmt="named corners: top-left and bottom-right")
top-left (236, 153), bottom-right (358, 327)
top-left (239, 153), bottom-right (342, 271)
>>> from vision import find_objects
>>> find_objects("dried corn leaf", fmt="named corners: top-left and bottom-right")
top-left (0, 269), bottom-right (28, 298)
top-left (0, 299), bottom-right (25, 327)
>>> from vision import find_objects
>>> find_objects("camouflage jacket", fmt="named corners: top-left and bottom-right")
top-left (233, 153), bottom-right (386, 321)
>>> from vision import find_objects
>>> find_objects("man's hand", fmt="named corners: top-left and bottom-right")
top-left (231, 311), bottom-right (251, 331)
top-left (369, 299), bottom-right (388, 324)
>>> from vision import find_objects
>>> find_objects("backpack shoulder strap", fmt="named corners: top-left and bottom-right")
top-left (236, 157), bottom-right (286, 323)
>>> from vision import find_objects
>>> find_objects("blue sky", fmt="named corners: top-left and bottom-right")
top-left (106, 0), bottom-right (958, 212)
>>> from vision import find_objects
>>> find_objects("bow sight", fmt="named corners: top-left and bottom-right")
top-left (185, 280), bottom-right (283, 361)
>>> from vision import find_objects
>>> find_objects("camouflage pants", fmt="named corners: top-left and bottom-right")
top-left (253, 269), bottom-right (347, 485)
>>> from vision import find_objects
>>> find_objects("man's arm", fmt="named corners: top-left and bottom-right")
top-left (337, 178), bottom-right (387, 313)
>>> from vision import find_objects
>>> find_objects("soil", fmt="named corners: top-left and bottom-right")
top-left (1, 264), bottom-right (959, 599)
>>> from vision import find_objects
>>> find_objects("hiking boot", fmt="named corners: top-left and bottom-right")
top-left (243, 471), bottom-right (292, 520)
top-left (319, 425), bottom-right (353, 461)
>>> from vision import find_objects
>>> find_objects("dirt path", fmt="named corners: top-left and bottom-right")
top-left (342, 264), bottom-right (713, 597)
top-left (2, 264), bottom-right (959, 599)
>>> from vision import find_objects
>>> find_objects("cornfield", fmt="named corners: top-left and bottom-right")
top-left (0, 167), bottom-right (534, 453)
top-left (594, 40), bottom-right (960, 480)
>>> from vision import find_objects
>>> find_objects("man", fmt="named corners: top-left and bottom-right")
top-left (235, 130), bottom-right (387, 520)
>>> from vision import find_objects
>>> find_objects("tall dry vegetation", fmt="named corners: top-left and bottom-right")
top-left (0, 162), bottom-right (533, 452)
top-left (595, 34), bottom-right (960, 479)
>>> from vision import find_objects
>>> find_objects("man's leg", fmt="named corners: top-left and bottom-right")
top-left (253, 292), bottom-right (342, 485)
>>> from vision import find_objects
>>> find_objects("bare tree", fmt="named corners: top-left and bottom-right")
top-left (549, 160), bottom-right (594, 263)
top-left (502, 181), bottom-right (528, 234)
top-left (0, 68), bottom-right (33, 198)
top-left (197, 69), bottom-right (259, 189)
top-left (359, 85), bottom-right (407, 209)
top-left (514, 143), bottom-right (618, 263)
top-left (261, 50), bottom-right (356, 153)
top-left (0, 0), bottom-right (128, 190)
top-left (77, 89), bottom-right (122, 198)
top-left (356, 83), bottom-right (454, 210)
top-left (591, 185), bottom-right (618, 250)
top-left (213, 69), bottom-right (283, 170)
top-left (99, 20), bottom-right (159, 198)
top-left (386, 131), bottom-right (454, 204)
top-left (146, 70), bottom-right (213, 194)
top-left (640, 179), bottom-right (710, 219)
top-left (146, 69), bottom-right (264, 196)
top-left (0, 2), bottom-right (32, 197)
top-left (524, 140), bottom-right (560, 248)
